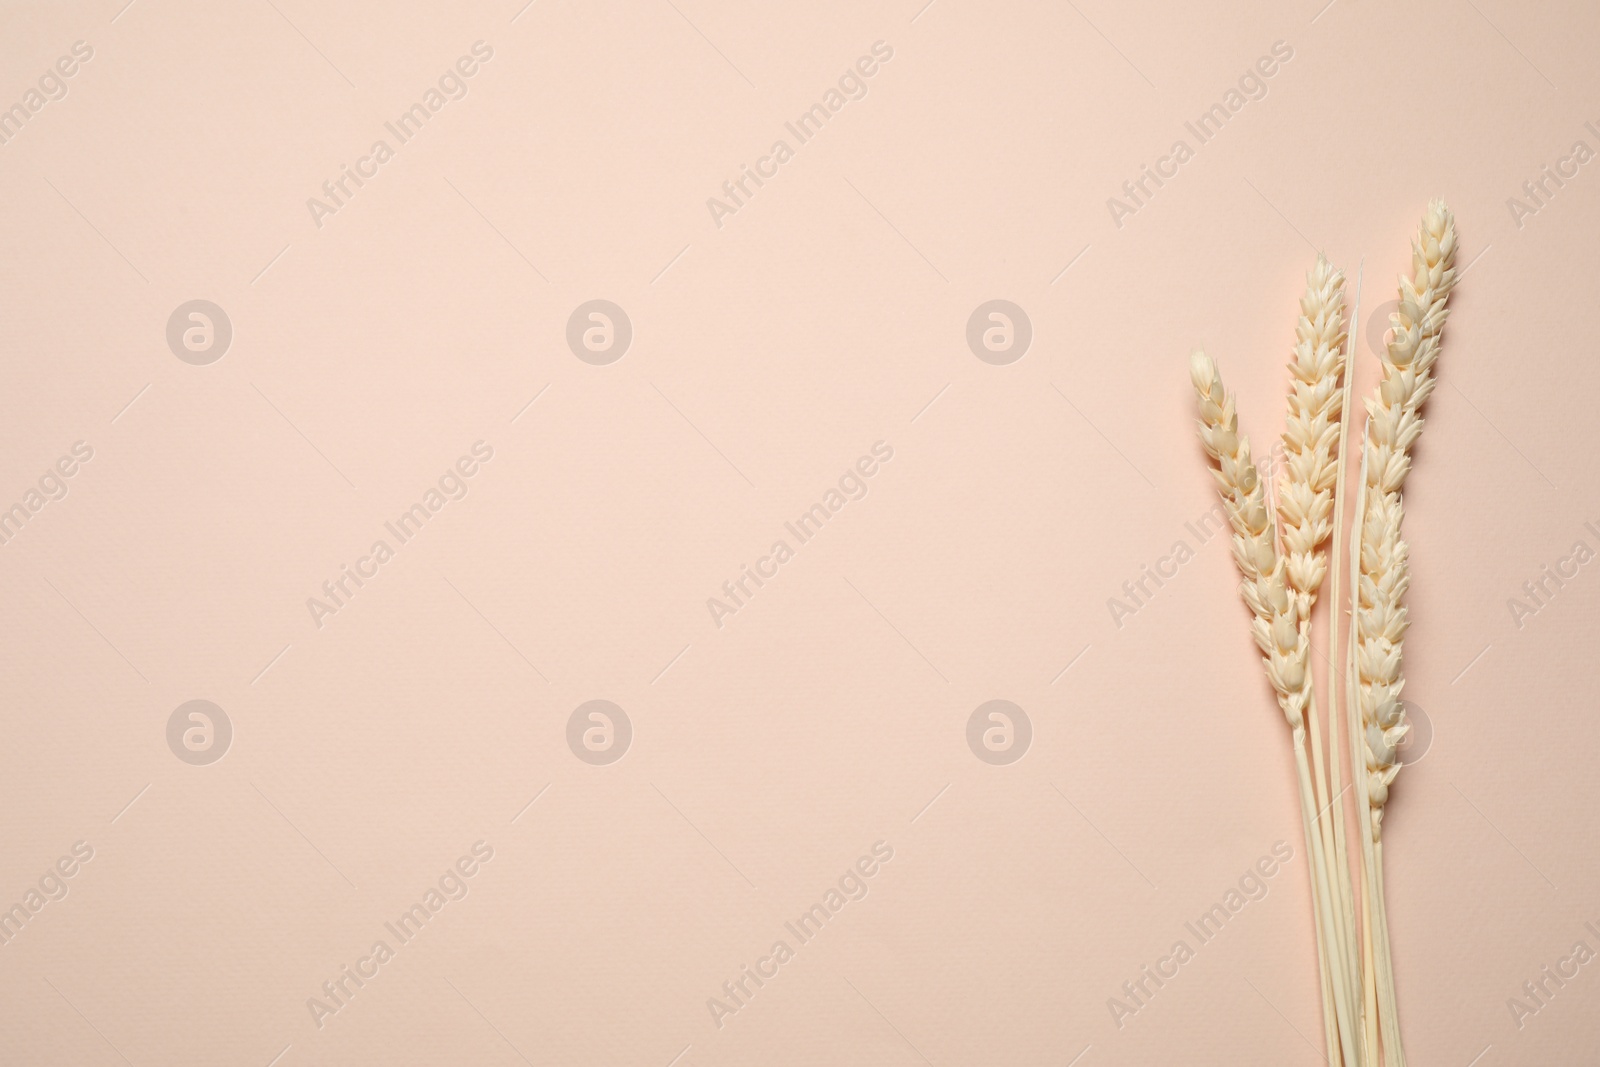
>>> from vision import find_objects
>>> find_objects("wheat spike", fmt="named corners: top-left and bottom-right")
top-left (1356, 200), bottom-right (1456, 837)
top-left (1352, 199), bottom-right (1458, 1067)
top-left (1191, 348), bottom-right (1361, 1067)
top-left (1279, 256), bottom-right (1347, 604)
top-left (1190, 350), bottom-right (1307, 724)
top-left (1277, 256), bottom-right (1364, 1038)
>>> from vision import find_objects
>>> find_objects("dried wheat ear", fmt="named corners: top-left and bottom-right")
top-left (1191, 329), bottom-right (1362, 1067)
top-left (1348, 199), bottom-right (1457, 1067)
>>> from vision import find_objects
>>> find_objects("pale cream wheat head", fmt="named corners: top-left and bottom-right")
top-left (1189, 349), bottom-right (1309, 728)
top-left (1278, 255), bottom-right (1348, 607)
top-left (1356, 200), bottom-right (1457, 838)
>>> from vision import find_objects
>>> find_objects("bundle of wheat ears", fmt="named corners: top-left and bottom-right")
top-left (1189, 201), bottom-right (1457, 1067)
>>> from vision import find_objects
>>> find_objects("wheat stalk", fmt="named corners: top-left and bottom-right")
top-left (1327, 255), bottom-right (1372, 1062)
top-left (1350, 199), bottom-right (1458, 1066)
top-left (1277, 255), bottom-right (1363, 1032)
top-left (1190, 348), bottom-right (1361, 1067)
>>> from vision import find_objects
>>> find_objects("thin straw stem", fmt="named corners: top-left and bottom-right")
top-left (1324, 260), bottom-right (1365, 1033)
top-left (1295, 732), bottom-right (1361, 1067)
top-left (1348, 436), bottom-right (1382, 1062)
top-left (1301, 775), bottom-right (1343, 1064)
top-left (1374, 841), bottom-right (1404, 1066)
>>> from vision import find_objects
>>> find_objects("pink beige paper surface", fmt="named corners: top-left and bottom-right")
top-left (1, 1), bottom-right (1597, 1064)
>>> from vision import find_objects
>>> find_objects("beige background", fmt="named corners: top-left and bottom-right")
top-left (2, 0), bottom-right (1597, 1064)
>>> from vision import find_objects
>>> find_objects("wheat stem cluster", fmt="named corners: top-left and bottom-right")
top-left (1188, 201), bottom-right (1458, 1066)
